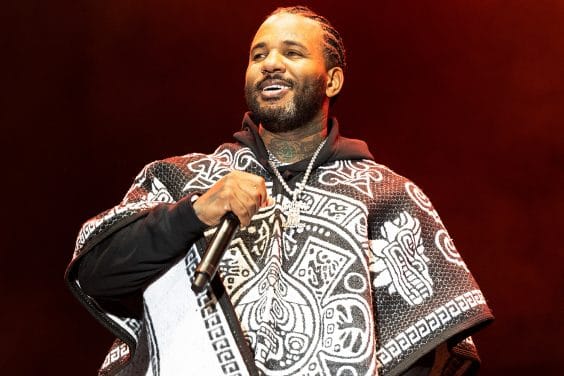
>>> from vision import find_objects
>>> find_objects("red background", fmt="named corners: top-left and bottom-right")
top-left (3, 0), bottom-right (563, 374)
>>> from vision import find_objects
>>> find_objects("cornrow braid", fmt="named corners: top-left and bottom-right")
top-left (269, 6), bottom-right (347, 71)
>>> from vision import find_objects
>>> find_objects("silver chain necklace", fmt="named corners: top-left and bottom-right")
top-left (267, 138), bottom-right (327, 228)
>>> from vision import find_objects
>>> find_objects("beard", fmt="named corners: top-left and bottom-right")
top-left (244, 74), bottom-right (327, 133)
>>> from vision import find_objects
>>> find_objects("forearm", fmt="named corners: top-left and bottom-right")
top-left (77, 195), bottom-right (207, 299)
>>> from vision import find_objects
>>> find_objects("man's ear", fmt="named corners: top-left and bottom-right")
top-left (326, 67), bottom-right (344, 98)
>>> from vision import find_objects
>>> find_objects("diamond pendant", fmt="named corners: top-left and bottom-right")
top-left (283, 200), bottom-right (306, 229)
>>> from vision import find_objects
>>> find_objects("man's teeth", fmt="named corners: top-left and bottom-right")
top-left (263, 85), bottom-right (289, 91)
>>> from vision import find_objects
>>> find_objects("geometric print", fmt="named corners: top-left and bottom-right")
top-left (225, 191), bottom-right (377, 376)
top-left (183, 155), bottom-right (232, 192)
top-left (147, 177), bottom-right (174, 203)
top-left (369, 211), bottom-right (434, 306)
top-left (68, 141), bottom-right (493, 376)
top-left (318, 160), bottom-right (383, 198)
top-left (404, 182), bottom-right (444, 227)
top-left (183, 147), bottom-right (263, 192)
top-left (435, 229), bottom-right (469, 272)
top-left (101, 341), bottom-right (130, 371)
top-left (74, 201), bottom-right (159, 256)
top-left (376, 290), bottom-right (487, 369)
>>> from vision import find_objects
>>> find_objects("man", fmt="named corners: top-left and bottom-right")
top-left (67, 6), bottom-right (493, 376)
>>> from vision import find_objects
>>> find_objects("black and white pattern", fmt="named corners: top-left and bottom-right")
top-left (369, 212), bottom-right (434, 306)
top-left (404, 182), bottom-right (444, 227)
top-left (318, 160), bottom-right (383, 198)
top-left (434, 229), bottom-right (469, 272)
top-left (222, 191), bottom-right (376, 375)
top-left (68, 143), bottom-right (492, 376)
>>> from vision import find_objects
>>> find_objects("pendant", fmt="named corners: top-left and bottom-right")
top-left (283, 200), bottom-right (307, 229)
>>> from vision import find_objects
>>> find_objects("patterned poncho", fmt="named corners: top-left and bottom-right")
top-left (66, 117), bottom-right (493, 376)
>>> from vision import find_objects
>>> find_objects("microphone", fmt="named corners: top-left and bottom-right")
top-left (192, 212), bottom-right (240, 293)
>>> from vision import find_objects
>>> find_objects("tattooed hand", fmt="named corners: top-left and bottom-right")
top-left (193, 170), bottom-right (274, 227)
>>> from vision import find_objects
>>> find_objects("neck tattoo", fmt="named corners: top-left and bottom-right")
top-left (267, 138), bottom-right (327, 229)
top-left (268, 138), bottom-right (320, 163)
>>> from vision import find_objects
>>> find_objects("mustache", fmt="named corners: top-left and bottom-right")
top-left (255, 74), bottom-right (295, 90)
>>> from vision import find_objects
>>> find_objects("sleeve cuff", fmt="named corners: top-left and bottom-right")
top-left (170, 194), bottom-right (209, 240)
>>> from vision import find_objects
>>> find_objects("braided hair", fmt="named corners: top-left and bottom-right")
top-left (268, 6), bottom-right (347, 71)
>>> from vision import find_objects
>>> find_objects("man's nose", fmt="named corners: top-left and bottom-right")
top-left (261, 50), bottom-right (286, 74)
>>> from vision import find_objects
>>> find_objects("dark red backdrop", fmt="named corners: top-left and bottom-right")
top-left (3, 0), bottom-right (563, 374)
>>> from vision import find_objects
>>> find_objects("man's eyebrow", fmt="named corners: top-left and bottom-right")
top-left (250, 42), bottom-right (266, 53)
top-left (250, 40), bottom-right (309, 53)
top-left (282, 40), bottom-right (308, 50)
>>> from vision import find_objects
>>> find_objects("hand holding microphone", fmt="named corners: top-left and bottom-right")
top-left (191, 171), bottom-right (273, 292)
top-left (192, 212), bottom-right (240, 292)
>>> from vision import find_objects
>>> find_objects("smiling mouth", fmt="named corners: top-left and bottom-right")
top-left (261, 84), bottom-right (291, 99)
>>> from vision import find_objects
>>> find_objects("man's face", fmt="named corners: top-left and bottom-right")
top-left (244, 13), bottom-right (330, 133)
